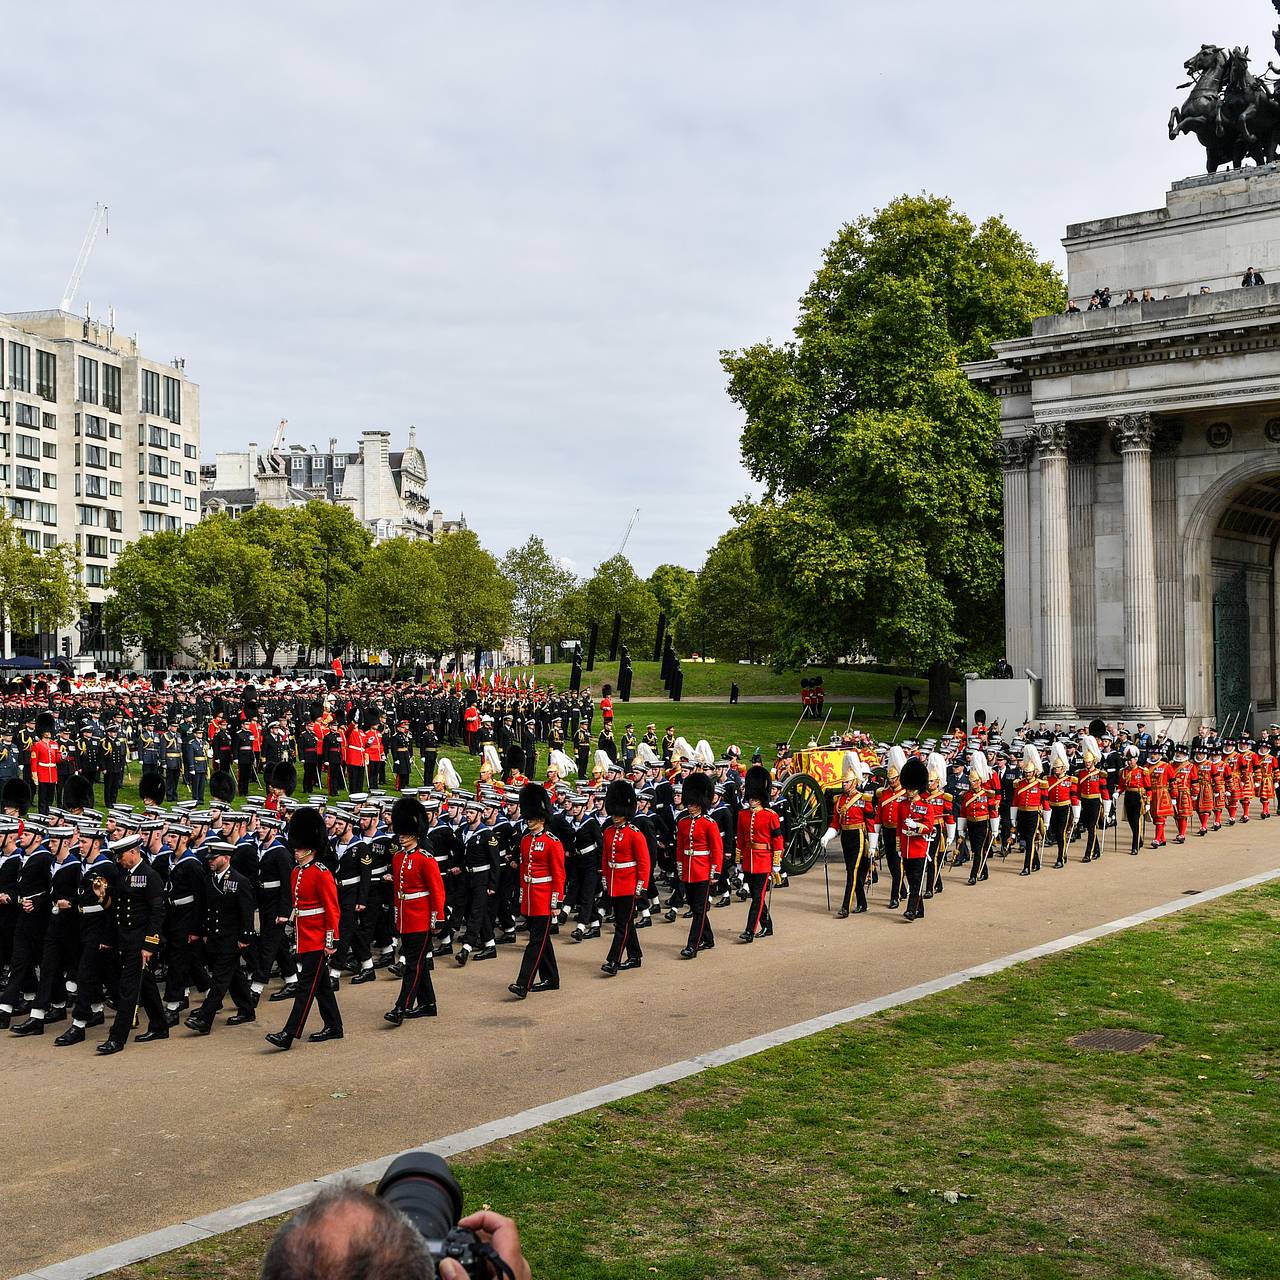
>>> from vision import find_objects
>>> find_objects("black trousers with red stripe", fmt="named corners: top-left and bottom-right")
top-left (683, 880), bottom-right (714, 951)
top-left (744, 872), bottom-right (773, 934)
top-left (605, 894), bottom-right (642, 965)
top-left (395, 931), bottom-right (436, 1012)
top-left (283, 948), bottom-right (342, 1038)
top-left (516, 915), bottom-right (559, 988)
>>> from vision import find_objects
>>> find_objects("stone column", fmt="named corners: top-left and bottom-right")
top-left (1067, 426), bottom-right (1102, 712)
top-left (1153, 422), bottom-right (1185, 712)
top-left (1110, 413), bottom-right (1161, 718)
top-left (1030, 422), bottom-right (1075, 716)
top-left (999, 436), bottom-right (1034, 673)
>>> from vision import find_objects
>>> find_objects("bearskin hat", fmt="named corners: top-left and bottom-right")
top-left (742, 764), bottom-right (772, 806)
top-left (899, 755), bottom-right (929, 793)
top-left (209, 770), bottom-right (237, 804)
top-left (518, 781), bottom-right (553, 823)
top-left (682, 770), bottom-right (714, 811)
top-left (504, 744), bottom-right (525, 773)
top-left (605, 779), bottom-right (637, 820)
top-left (138, 771), bottom-right (166, 805)
top-left (1088, 717), bottom-right (1108, 739)
top-left (390, 796), bottom-right (426, 838)
top-left (35, 711), bottom-right (55, 738)
top-left (2, 778), bottom-right (32, 814)
top-left (287, 805), bottom-right (328, 855)
top-left (270, 761), bottom-right (298, 796)
top-left (63, 775), bottom-right (94, 811)
top-left (309, 699), bottom-right (323, 720)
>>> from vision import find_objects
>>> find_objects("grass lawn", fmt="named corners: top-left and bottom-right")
top-left (107, 883), bottom-right (1280, 1280)
top-left (104, 705), bottom-right (916, 808)
top-left (504, 660), bottom-right (954, 702)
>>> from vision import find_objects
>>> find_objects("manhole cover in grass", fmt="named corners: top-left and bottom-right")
top-left (1068, 1029), bottom-right (1162, 1053)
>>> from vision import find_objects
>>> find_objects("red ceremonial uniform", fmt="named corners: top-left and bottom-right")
top-left (895, 794), bottom-right (937, 859)
top-left (1044, 774), bottom-right (1079, 809)
top-left (1012, 776), bottom-right (1049, 814)
top-left (600, 823), bottom-right (651, 897)
top-left (30, 738), bottom-right (61, 785)
top-left (1075, 765), bottom-right (1110, 803)
top-left (1147, 762), bottom-right (1174, 818)
top-left (519, 829), bottom-right (566, 916)
top-left (676, 813), bottom-right (724, 883)
top-left (291, 859), bottom-right (340, 953)
top-left (248, 720), bottom-right (263, 753)
top-left (365, 730), bottom-right (385, 764)
top-left (600, 695), bottom-right (614, 724)
top-left (960, 785), bottom-right (996, 822)
top-left (391, 844), bottom-right (446, 934)
top-left (736, 805), bottom-right (784, 875)
top-left (343, 727), bottom-right (367, 768)
top-left (832, 790), bottom-right (877, 833)
top-left (876, 782), bottom-right (903, 831)
top-left (1257, 752), bottom-right (1276, 815)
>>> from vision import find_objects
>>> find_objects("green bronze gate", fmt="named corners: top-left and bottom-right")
top-left (1213, 571), bottom-right (1251, 731)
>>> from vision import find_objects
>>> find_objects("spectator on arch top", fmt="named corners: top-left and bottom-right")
top-left (1242, 266), bottom-right (1267, 287)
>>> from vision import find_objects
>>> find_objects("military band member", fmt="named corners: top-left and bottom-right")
top-left (676, 770), bottom-right (722, 958)
top-left (1075, 733), bottom-right (1110, 862)
top-left (1013, 745), bottom-right (1048, 876)
top-left (267, 806), bottom-right (343, 1050)
top-left (1044, 743), bottom-right (1078, 870)
top-left (509, 783), bottom-right (565, 999)
top-left (924, 752), bottom-right (955, 894)
top-left (385, 797), bottom-right (446, 1025)
top-left (737, 764), bottom-right (782, 940)
top-left (960, 750), bottom-right (996, 884)
top-left (186, 840), bottom-right (257, 1033)
top-left (599, 779), bottom-right (650, 975)
top-left (896, 755), bottom-right (935, 921)
top-left (824, 755), bottom-right (876, 915)
top-left (875, 747), bottom-right (906, 909)
top-left (1118, 745), bottom-right (1150, 854)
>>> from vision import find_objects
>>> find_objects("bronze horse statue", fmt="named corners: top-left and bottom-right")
top-left (1228, 45), bottom-right (1280, 166)
top-left (1170, 45), bottom-right (1236, 172)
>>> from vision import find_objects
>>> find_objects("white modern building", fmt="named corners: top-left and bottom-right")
top-left (201, 426), bottom-right (465, 542)
top-left (0, 309), bottom-right (201, 663)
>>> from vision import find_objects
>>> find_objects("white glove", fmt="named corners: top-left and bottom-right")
top-left (945, 823), bottom-right (956, 845)
top-left (868, 830), bottom-right (879, 854)
top-left (956, 816), bottom-right (967, 838)
top-left (1072, 804), bottom-right (1081, 823)
top-left (822, 827), bottom-right (838, 847)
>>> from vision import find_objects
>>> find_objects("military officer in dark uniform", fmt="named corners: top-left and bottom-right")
top-left (390, 719), bottom-right (415, 790)
top-left (162, 722), bottom-right (184, 801)
top-left (574, 723), bottom-right (592, 779)
top-left (419, 721), bottom-right (439, 786)
top-left (185, 840), bottom-right (257, 1034)
top-left (98, 834), bottom-right (169, 1053)
top-left (54, 828), bottom-right (118, 1046)
top-left (99, 723), bottom-right (127, 809)
top-left (456, 797), bottom-right (501, 965)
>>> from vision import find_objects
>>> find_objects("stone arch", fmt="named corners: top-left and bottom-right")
top-left (1182, 453), bottom-right (1280, 725)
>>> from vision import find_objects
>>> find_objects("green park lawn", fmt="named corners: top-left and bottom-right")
top-left (107, 883), bottom-right (1280, 1279)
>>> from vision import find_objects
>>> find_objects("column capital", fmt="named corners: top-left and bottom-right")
top-left (997, 435), bottom-right (1034, 471)
top-left (1027, 421), bottom-right (1069, 458)
top-left (1109, 412), bottom-right (1155, 454)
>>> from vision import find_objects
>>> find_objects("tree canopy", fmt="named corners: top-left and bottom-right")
top-left (0, 510), bottom-right (86, 647)
top-left (721, 194), bottom-right (1064, 710)
top-left (501, 535), bottom-right (577, 659)
top-left (561, 554), bottom-right (661, 657)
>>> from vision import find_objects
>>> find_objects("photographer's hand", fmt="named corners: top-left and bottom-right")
top-left (439, 1210), bottom-right (531, 1280)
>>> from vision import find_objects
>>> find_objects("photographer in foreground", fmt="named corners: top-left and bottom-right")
top-left (260, 1152), bottom-right (529, 1280)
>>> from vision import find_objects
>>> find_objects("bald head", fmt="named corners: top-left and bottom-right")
top-left (260, 1186), bottom-right (432, 1280)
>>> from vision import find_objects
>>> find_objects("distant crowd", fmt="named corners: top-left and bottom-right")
top-left (1064, 268), bottom-right (1267, 316)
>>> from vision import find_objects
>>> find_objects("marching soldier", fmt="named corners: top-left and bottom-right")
top-left (329, 809), bottom-right (375, 987)
top-left (675, 771), bottom-right (722, 959)
top-left (1146, 744), bottom-right (1175, 848)
top-left (599, 779), bottom-right (649, 975)
top-left (267, 806), bottom-right (343, 1050)
top-left (1013, 745), bottom-right (1048, 875)
top-left (162, 722), bottom-right (184, 801)
top-left (825, 756), bottom-right (876, 915)
top-left (54, 828), bottom-right (118, 1047)
top-left (10, 822), bottom-right (80, 1036)
top-left (456, 796), bottom-right (501, 965)
top-left (508, 783), bottom-right (565, 999)
top-left (875, 748), bottom-right (906, 909)
top-left (960, 750), bottom-right (997, 884)
top-left (737, 764), bottom-right (783, 940)
top-left (100, 723), bottom-right (127, 808)
top-left (896, 755), bottom-right (935, 921)
top-left (384, 796), bottom-right (446, 1025)
top-left (1194, 744), bottom-right (1217, 836)
top-left (1043, 743), bottom-right (1078, 870)
top-left (185, 840), bottom-right (257, 1034)
top-left (1118, 745), bottom-right (1150, 854)
top-left (1171, 744), bottom-right (1197, 844)
top-left (1075, 733), bottom-right (1110, 862)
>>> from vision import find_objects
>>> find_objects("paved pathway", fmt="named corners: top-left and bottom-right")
top-left (7, 821), bottom-right (1278, 1277)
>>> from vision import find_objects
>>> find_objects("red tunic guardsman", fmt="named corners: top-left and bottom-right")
top-left (1043, 743), bottom-right (1079, 870)
top-left (384, 797), bottom-right (447, 1026)
top-left (599, 780), bottom-right (651, 976)
top-left (875, 746), bottom-right (907, 909)
top-left (737, 765), bottom-right (784, 940)
top-left (1171, 747), bottom-right (1197, 843)
top-left (1256, 744), bottom-right (1276, 817)
top-left (959, 750), bottom-right (997, 883)
top-left (1223, 744), bottom-right (1244, 823)
top-left (1117, 750), bottom-right (1150, 854)
top-left (1147, 750), bottom-right (1175, 848)
top-left (1012, 745), bottom-right (1049, 875)
top-left (267, 807), bottom-right (342, 1051)
top-left (825, 756), bottom-right (878, 915)
top-left (924, 753), bottom-right (956, 892)
top-left (1074, 734), bottom-right (1111, 863)
top-left (509, 783), bottom-right (566, 999)
top-left (894, 755), bottom-right (935, 921)
top-left (1237, 743), bottom-right (1258, 820)
top-left (675, 771), bottom-right (723, 959)
top-left (1193, 748), bottom-right (1217, 835)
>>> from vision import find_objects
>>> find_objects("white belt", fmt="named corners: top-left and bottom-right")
top-left (80, 904), bottom-right (104, 914)
top-left (297, 906), bottom-right (325, 917)
top-left (399, 890), bottom-right (429, 900)
top-left (260, 879), bottom-right (281, 888)
top-left (578, 844), bottom-right (598, 854)
top-left (607, 860), bottom-right (637, 869)
top-left (170, 894), bottom-right (195, 906)
top-left (523, 874), bottom-right (552, 883)
top-left (467, 864), bottom-right (491, 873)
top-left (683, 850), bottom-right (710, 858)
top-left (339, 876), bottom-right (360, 886)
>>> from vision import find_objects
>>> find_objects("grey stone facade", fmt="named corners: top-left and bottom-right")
top-left (967, 166), bottom-right (1280, 733)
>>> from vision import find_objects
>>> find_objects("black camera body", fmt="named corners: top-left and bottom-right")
top-left (375, 1151), bottom-right (505, 1280)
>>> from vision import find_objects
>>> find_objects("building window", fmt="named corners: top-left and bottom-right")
top-left (109, 451), bottom-right (121, 468)
top-left (15, 403), bottom-right (38, 428)
top-left (77, 505), bottom-right (101, 526)
top-left (41, 441), bottom-right (55, 459)
top-left (106, 508), bottom-right (121, 530)
top-left (149, 482), bottom-right (168, 504)
top-left (15, 465), bottom-right (39, 491)
top-left (0, 404), bottom-right (9, 426)
top-left (184, 469), bottom-right (196, 485)
top-left (142, 512), bottom-right (162, 532)
top-left (35, 502), bottom-right (56, 525)
top-left (185, 495), bottom-right (197, 512)
top-left (85, 565), bottom-right (106, 587)
top-left (163, 376), bottom-right (181, 424)
top-left (169, 486), bottom-right (180, 502)
top-left (85, 534), bottom-right (107, 558)
top-left (37, 351), bottom-right (57, 401)
top-left (169, 430), bottom-right (180, 448)
top-left (108, 481), bottom-right (122, 498)
top-left (42, 533), bottom-right (57, 550)
top-left (141, 369), bottom-right (160, 415)
top-left (108, 421), bottom-right (120, 439)
top-left (9, 343), bottom-right (30, 393)
top-left (85, 444), bottom-right (107, 469)
top-left (184, 443), bottom-right (197, 459)
top-left (42, 413), bottom-right (56, 431)
top-left (169, 459), bottom-right (180, 477)
top-left (42, 472), bottom-right (55, 490)
top-left (149, 424), bottom-right (167, 448)
top-left (21, 529), bottom-right (40, 550)
top-left (0, 433), bottom-right (7, 453)
top-left (15, 434), bottom-right (39, 460)
top-left (84, 474), bottom-right (105, 498)
top-left (148, 454), bottom-right (167, 477)
top-left (102, 364), bottom-right (121, 412)
top-left (7, 498), bottom-right (33, 519)
top-left (77, 356), bottom-right (99, 404)
top-left (84, 415), bottom-right (107, 440)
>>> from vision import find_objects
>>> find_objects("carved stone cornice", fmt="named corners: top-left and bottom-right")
top-left (1109, 412), bottom-right (1155, 454)
top-left (1028, 421), bottom-right (1069, 458)
top-left (997, 436), bottom-right (1034, 471)
top-left (1066, 424), bottom-right (1104, 465)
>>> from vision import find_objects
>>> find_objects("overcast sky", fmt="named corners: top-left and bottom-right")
top-left (0, 1), bottom-right (1267, 573)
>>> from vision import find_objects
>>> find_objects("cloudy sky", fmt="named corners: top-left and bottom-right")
top-left (0, 1), bottom-right (1266, 573)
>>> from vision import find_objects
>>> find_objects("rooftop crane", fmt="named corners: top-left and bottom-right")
top-left (617, 507), bottom-right (640, 557)
top-left (60, 203), bottom-right (109, 314)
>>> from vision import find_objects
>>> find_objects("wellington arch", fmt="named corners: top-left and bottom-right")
top-left (966, 165), bottom-right (1280, 734)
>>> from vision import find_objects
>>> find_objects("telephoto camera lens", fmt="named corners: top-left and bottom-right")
top-left (376, 1150), bottom-right (465, 1247)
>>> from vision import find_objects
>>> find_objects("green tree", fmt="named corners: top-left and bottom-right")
top-left (434, 530), bottom-right (514, 667)
top-left (646, 563), bottom-right (696, 653)
top-left (338, 538), bottom-right (449, 669)
top-left (562, 555), bottom-right (660, 657)
top-left (103, 531), bottom-right (193, 656)
top-left (0, 512), bottom-right (87, 650)
top-left (684, 528), bottom-right (780, 663)
top-left (501, 535), bottom-right (578, 662)
top-left (289, 503), bottom-right (373, 658)
top-left (722, 194), bottom-right (1064, 715)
